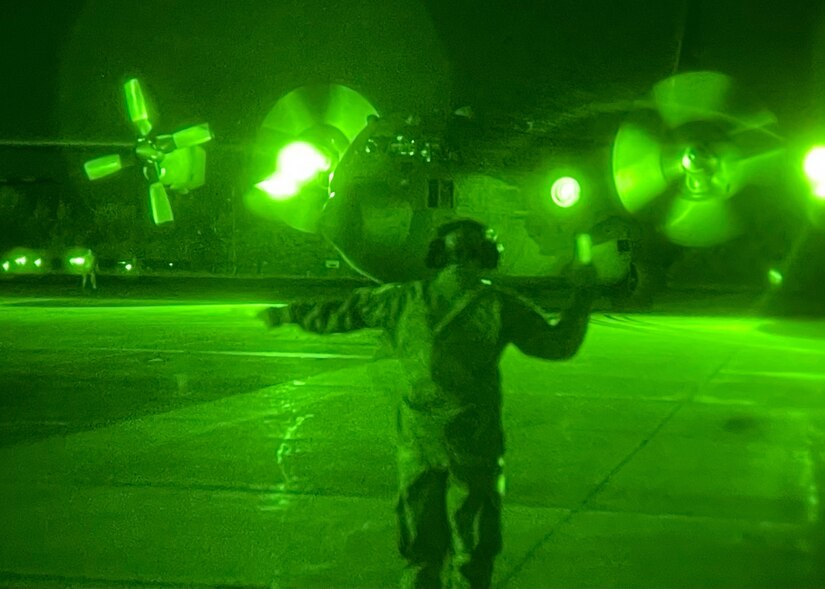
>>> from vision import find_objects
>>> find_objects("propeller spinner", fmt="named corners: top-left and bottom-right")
top-left (612, 71), bottom-right (783, 247)
top-left (83, 78), bottom-right (213, 225)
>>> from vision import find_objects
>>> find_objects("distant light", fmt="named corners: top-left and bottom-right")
top-left (277, 142), bottom-right (330, 183)
top-left (168, 262), bottom-right (174, 267)
top-left (328, 191), bottom-right (336, 200)
top-left (15, 256), bottom-right (27, 265)
top-left (551, 176), bottom-right (581, 208)
top-left (1, 261), bottom-right (9, 271)
top-left (256, 142), bottom-right (331, 201)
top-left (804, 146), bottom-right (825, 199)
top-left (768, 268), bottom-right (783, 287)
top-left (125, 263), bottom-right (133, 271)
top-left (257, 174), bottom-right (299, 200)
top-left (576, 233), bottom-right (593, 265)
top-left (34, 258), bottom-right (42, 268)
top-left (803, 146), bottom-right (825, 179)
top-left (69, 256), bottom-right (86, 266)
top-left (480, 278), bottom-right (492, 285)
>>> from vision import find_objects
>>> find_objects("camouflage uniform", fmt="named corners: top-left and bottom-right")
top-left (280, 271), bottom-right (593, 588)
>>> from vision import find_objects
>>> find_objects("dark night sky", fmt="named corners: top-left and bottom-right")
top-left (1, 0), bottom-right (824, 142)
top-left (0, 1), bottom-right (83, 139)
top-left (0, 0), bottom-right (821, 217)
top-left (1, 0), bottom-right (824, 285)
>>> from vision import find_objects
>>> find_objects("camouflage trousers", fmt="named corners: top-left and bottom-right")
top-left (396, 456), bottom-right (504, 589)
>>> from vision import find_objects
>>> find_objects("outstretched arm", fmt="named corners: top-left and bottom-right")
top-left (504, 286), bottom-right (594, 360)
top-left (259, 283), bottom-right (405, 334)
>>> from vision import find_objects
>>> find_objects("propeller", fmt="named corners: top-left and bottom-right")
top-left (247, 84), bottom-right (378, 233)
top-left (83, 78), bottom-right (213, 225)
top-left (260, 84), bottom-right (377, 151)
top-left (612, 71), bottom-right (783, 247)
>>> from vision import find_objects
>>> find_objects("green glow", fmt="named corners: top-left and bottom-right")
top-left (124, 78), bottom-right (152, 137)
top-left (257, 175), bottom-right (300, 200)
top-left (84, 154), bottom-right (123, 180)
top-left (34, 258), bottom-right (42, 268)
top-left (768, 268), bottom-right (783, 286)
top-left (2, 261), bottom-right (9, 271)
top-left (576, 233), bottom-right (593, 265)
top-left (804, 146), bottom-right (825, 199)
top-left (15, 256), bottom-right (27, 265)
top-left (551, 176), bottom-right (581, 208)
top-left (256, 141), bottom-right (331, 200)
top-left (277, 142), bottom-right (330, 182)
top-left (69, 256), bottom-right (86, 266)
top-left (125, 263), bottom-right (133, 271)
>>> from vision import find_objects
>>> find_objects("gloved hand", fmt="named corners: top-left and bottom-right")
top-left (567, 262), bottom-right (598, 290)
top-left (257, 306), bottom-right (292, 328)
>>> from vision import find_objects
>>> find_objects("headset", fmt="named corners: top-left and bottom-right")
top-left (425, 219), bottom-right (502, 269)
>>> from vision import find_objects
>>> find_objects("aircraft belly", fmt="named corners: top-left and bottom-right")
top-left (360, 202), bottom-right (414, 248)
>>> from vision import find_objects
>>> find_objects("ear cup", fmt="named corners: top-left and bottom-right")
top-left (480, 240), bottom-right (500, 269)
top-left (425, 238), bottom-right (448, 268)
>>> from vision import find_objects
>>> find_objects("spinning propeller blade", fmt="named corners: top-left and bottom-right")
top-left (83, 154), bottom-right (123, 180)
top-left (612, 118), bottom-right (672, 213)
top-left (261, 84), bottom-right (377, 148)
top-left (124, 78), bottom-right (152, 137)
top-left (149, 182), bottom-right (174, 225)
top-left (652, 71), bottom-right (777, 132)
top-left (662, 197), bottom-right (742, 247)
top-left (612, 71), bottom-right (783, 247)
top-left (172, 124), bottom-right (213, 149)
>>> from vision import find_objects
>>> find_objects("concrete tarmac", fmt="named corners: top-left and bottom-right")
top-left (0, 288), bottom-right (824, 588)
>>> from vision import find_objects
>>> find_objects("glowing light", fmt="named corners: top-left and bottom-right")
top-left (256, 142), bottom-right (331, 200)
top-left (125, 263), bottom-right (133, 271)
top-left (768, 268), bottom-right (783, 286)
top-left (804, 146), bottom-right (825, 199)
top-left (34, 258), bottom-right (42, 268)
top-left (15, 256), bottom-right (27, 265)
top-left (550, 176), bottom-right (581, 208)
top-left (2, 261), bottom-right (9, 271)
top-left (576, 233), bottom-right (593, 265)
top-left (257, 175), bottom-right (300, 200)
top-left (69, 257), bottom-right (86, 266)
top-left (278, 142), bottom-right (330, 182)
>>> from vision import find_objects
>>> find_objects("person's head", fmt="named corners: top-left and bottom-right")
top-left (425, 219), bottom-right (501, 270)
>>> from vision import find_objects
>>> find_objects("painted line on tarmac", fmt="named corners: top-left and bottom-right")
top-left (720, 369), bottom-right (825, 381)
top-left (87, 346), bottom-right (374, 360)
top-left (0, 297), bottom-right (60, 306)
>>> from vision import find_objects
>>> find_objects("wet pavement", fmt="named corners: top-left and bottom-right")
top-left (0, 286), bottom-right (824, 588)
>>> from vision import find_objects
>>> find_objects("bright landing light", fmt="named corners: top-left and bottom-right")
top-left (803, 146), bottom-right (825, 199)
top-left (551, 176), bottom-right (581, 208)
top-left (256, 142), bottom-right (331, 200)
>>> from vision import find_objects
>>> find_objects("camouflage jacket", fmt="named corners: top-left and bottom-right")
top-left (285, 274), bottom-right (593, 462)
